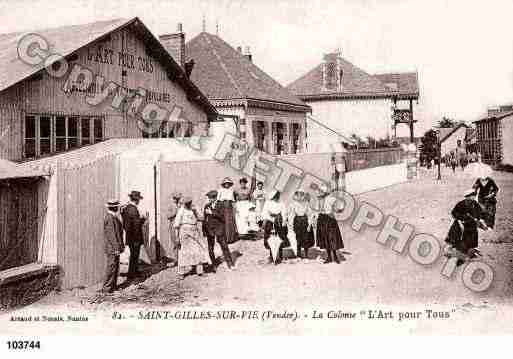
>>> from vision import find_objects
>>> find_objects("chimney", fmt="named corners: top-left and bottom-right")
top-left (159, 23), bottom-right (186, 68)
top-left (243, 46), bottom-right (252, 62)
top-left (322, 50), bottom-right (342, 91)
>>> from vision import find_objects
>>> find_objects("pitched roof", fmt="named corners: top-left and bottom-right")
top-left (0, 18), bottom-right (217, 117)
top-left (185, 32), bottom-right (310, 111)
top-left (474, 110), bottom-right (513, 123)
top-left (287, 55), bottom-right (419, 101)
top-left (374, 72), bottom-right (419, 99)
top-left (437, 123), bottom-right (468, 143)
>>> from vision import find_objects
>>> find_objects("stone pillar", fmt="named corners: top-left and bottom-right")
top-left (282, 121), bottom-right (290, 155)
top-left (264, 121), bottom-right (271, 153)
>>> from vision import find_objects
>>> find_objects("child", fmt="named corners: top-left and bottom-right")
top-left (247, 205), bottom-right (260, 234)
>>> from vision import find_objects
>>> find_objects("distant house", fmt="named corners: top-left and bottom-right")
top-left (287, 50), bottom-right (419, 151)
top-left (437, 124), bottom-right (469, 157)
top-left (474, 111), bottom-right (513, 165)
top-left (164, 28), bottom-right (311, 155)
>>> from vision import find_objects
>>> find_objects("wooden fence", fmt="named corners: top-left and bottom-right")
top-left (55, 155), bottom-right (118, 288)
top-left (345, 147), bottom-right (403, 172)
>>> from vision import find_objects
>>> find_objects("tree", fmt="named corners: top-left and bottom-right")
top-left (419, 129), bottom-right (438, 164)
top-left (438, 116), bottom-right (457, 128)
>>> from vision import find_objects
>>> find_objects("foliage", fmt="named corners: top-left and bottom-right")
top-left (419, 129), bottom-right (438, 163)
top-left (438, 116), bottom-right (458, 128)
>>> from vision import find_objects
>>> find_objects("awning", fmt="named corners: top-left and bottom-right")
top-left (0, 159), bottom-right (50, 180)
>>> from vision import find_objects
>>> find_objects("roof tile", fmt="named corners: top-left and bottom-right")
top-left (186, 32), bottom-right (309, 109)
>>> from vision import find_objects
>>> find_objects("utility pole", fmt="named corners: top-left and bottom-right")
top-left (436, 130), bottom-right (442, 180)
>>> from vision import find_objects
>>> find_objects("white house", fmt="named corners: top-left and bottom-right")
top-left (287, 51), bottom-right (419, 152)
top-left (438, 124), bottom-right (469, 157)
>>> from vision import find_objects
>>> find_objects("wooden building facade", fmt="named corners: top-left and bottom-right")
top-left (474, 111), bottom-right (513, 165)
top-left (0, 18), bottom-right (217, 162)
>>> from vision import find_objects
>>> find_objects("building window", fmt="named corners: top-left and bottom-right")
top-left (55, 116), bottom-right (66, 152)
top-left (93, 117), bottom-right (103, 143)
top-left (39, 116), bottom-right (51, 155)
top-left (23, 114), bottom-right (104, 159)
top-left (81, 117), bottom-right (91, 145)
top-left (68, 117), bottom-right (79, 149)
top-left (24, 116), bottom-right (36, 158)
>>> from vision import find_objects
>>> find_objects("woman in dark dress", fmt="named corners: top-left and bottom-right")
top-left (315, 184), bottom-right (345, 264)
top-left (261, 190), bottom-right (288, 264)
top-left (216, 177), bottom-right (239, 247)
top-left (445, 189), bottom-right (488, 265)
top-left (288, 189), bottom-right (314, 259)
top-left (472, 176), bottom-right (499, 228)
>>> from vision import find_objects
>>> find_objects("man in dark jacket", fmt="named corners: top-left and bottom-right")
top-left (202, 190), bottom-right (234, 271)
top-left (121, 191), bottom-right (147, 280)
top-left (102, 199), bottom-right (124, 293)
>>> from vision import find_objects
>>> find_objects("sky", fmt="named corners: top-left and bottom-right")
top-left (1, 0), bottom-right (512, 136)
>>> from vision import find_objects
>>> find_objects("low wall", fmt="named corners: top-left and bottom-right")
top-left (346, 162), bottom-right (407, 195)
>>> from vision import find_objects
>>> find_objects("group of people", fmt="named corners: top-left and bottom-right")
top-left (163, 177), bottom-right (346, 279)
top-left (445, 174), bottom-right (499, 265)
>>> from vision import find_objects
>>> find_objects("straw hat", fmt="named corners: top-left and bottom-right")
top-left (183, 196), bottom-right (193, 204)
top-left (105, 199), bottom-right (120, 208)
top-left (221, 177), bottom-right (234, 185)
top-left (128, 190), bottom-right (143, 200)
top-left (206, 190), bottom-right (218, 199)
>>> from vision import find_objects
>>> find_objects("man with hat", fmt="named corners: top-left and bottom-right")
top-left (121, 190), bottom-right (147, 280)
top-left (202, 190), bottom-right (234, 271)
top-left (166, 192), bottom-right (183, 265)
top-left (102, 199), bottom-right (124, 293)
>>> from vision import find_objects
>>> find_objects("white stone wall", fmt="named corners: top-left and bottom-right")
top-left (306, 98), bottom-right (392, 152)
top-left (345, 162), bottom-right (407, 195)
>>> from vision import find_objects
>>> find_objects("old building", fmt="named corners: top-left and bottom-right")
top-left (0, 18), bottom-right (217, 162)
top-left (474, 110), bottom-right (513, 165)
top-left (437, 123), bottom-right (469, 157)
top-left (174, 30), bottom-right (311, 155)
top-left (287, 51), bottom-right (419, 151)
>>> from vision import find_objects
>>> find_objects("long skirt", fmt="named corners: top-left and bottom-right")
top-left (220, 200), bottom-right (238, 244)
top-left (263, 216), bottom-right (289, 249)
top-left (316, 213), bottom-right (344, 250)
top-left (293, 215), bottom-right (314, 249)
top-left (479, 200), bottom-right (496, 229)
top-left (178, 224), bottom-right (209, 268)
top-left (167, 221), bottom-right (179, 262)
top-left (445, 220), bottom-right (479, 253)
top-left (235, 200), bottom-right (252, 235)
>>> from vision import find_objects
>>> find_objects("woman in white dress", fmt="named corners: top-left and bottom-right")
top-left (235, 177), bottom-right (253, 236)
top-left (261, 190), bottom-right (289, 264)
top-left (173, 197), bottom-right (209, 277)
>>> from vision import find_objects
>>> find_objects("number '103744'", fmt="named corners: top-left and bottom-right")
top-left (7, 340), bottom-right (41, 349)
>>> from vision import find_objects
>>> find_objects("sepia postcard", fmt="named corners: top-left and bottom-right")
top-left (0, 0), bottom-right (512, 349)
